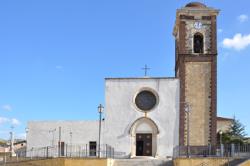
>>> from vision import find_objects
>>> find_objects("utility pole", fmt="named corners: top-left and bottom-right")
top-left (49, 128), bottom-right (56, 147)
top-left (25, 127), bottom-right (29, 157)
top-left (58, 127), bottom-right (61, 157)
top-left (10, 126), bottom-right (16, 157)
top-left (70, 132), bottom-right (72, 157)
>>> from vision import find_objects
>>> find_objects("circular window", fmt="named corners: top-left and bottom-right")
top-left (135, 90), bottom-right (157, 111)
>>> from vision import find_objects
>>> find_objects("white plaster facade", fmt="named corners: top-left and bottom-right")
top-left (27, 77), bottom-right (179, 158)
top-left (27, 121), bottom-right (100, 148)
top-left (103, 78), bottom-right (179, 158)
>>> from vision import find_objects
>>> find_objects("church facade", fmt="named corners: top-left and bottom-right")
top-left (27, 2), bottom-right (220, 158)
top-left (103, 78), bottom-right (179, 157)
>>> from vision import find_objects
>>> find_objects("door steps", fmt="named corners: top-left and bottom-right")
top-left (113, 158), bottom-right (173, 166)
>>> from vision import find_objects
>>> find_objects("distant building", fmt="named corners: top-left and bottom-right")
top-left (0, 145), bottom-right (8, 153)
top-left (217, 117), bottom-right (233, 133)
top-left (14, 140), bottom-right (26, 153)
top-left (0, 140), bottom-right (26, 154)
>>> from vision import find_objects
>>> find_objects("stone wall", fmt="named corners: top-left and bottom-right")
top-left (239, 160), bottom-right (250, 166)
top-left (185, 19), bottom-right (212, 54)
top-left (185, 62), bottom-right (211, 145)
top-left (174, 158), bottom-right (230, 166)
top-left (4, 158), bottom-right (111, 166)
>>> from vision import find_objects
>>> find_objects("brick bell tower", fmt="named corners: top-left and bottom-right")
top-left (173, 2), bottom-right (219, 146)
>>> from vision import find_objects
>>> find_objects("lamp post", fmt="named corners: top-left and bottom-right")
top-left (25, 128), bottom-right (29, 156)
top-left (219, 130), bottom-right (223, 145)
top-left (219, 130), bottom-right (223, 157)
top-left (70, 132), bottom-right (72, 157)
top-left (25, 128), bottom-right (29, 140)
top-left (98, 104), bottom-right (104, 158)
top-left (184, 103), bottom-right (191, 158)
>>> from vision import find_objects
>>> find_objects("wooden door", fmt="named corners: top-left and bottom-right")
top-left (136, 133), bottom-right (152, 156)
top-left (58, 141), bottom-right (65, 156)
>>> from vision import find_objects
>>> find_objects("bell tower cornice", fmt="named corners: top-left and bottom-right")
top-left (173, 4), bottom-right (219, 37)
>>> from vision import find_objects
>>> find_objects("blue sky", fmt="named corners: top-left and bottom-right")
top-left (0, 0), bottom-right (250, 139)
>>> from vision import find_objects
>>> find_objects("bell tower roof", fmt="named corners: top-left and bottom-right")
top-left (185, 2), bottom-right (207, 8)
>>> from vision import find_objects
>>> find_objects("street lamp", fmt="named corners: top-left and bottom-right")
top-left (70, 132), bottom-right (72, 157)
top-left (25, 128), bottom-right (29, 140)
top-left (219, 130), bottom-right (224, 157)
top-left (98, 104), bottom-right (104, 158)
top-left (219, 130), bottom-right (223, 145)
top-left (184, 102), bottom-right (191, 158)
top-left (25, 128), bottom-right (29, 156)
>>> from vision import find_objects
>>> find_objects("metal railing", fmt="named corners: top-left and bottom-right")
top-left (173, 144), bottom-right (250, 158)
top-left (26, 144), bottom-right (118, 158)
top-left (0, 144), bottom-right (126, 164)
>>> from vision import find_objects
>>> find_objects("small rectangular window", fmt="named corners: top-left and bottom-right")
top-left (202, 16), bottom-right (211, 20)
top-left (180, 15), bottom-right (194, 20)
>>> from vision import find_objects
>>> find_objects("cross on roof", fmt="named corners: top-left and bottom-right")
top-left (142, 65), bottom-right (150, 77)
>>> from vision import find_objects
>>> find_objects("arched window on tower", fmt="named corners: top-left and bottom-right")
top-left (193, 33), bottom-right (204, 53)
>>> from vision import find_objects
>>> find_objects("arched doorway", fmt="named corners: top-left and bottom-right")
top-left (129, 117), bottom-right (159, 157)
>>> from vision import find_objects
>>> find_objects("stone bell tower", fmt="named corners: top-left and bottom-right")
top-left (173, 2), bottom-right (219, 146)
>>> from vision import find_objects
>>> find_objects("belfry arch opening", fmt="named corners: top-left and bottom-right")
top-left (193, 33), bottom-right (204, 53)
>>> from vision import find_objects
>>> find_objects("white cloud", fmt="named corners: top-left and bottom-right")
top-left (222, 33), bottom-right (250, 51)
top-left (0, 117), bottom-right (20, 126)
top-left (0, 117), bottom-right (9, 125)
top-left (238, 14), bottom-right (248, 23)
top-left (2, 104), bottom-right (12, 111)
top-left (11, 118), bottom-right (20, 126)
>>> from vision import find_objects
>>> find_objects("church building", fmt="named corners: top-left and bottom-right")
top-left (27, 2), bottom-right (221, 158)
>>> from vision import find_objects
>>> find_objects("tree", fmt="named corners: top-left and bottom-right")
top-left (222, 116), bottom-right (247, 144)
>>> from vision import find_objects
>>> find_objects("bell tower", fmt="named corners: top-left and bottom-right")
top-left (173, 2), bottom-right (219, 146)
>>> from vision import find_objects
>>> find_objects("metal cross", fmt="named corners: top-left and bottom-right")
top-left (142, 65), bottom-right (150, 76)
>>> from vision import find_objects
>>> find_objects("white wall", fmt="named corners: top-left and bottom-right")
top-left (103, 78), bottom-right (179, 158)
top-left (27, 121), bottom-right (100, 149)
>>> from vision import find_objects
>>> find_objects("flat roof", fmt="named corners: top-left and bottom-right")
top-left (105, 77), bottom-right (177, 80)
top-left (217, 117), bottom-right (233, 121)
